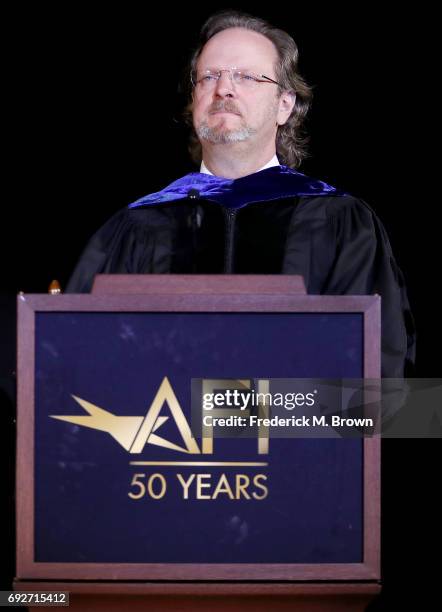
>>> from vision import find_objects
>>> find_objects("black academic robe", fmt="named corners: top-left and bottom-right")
top-left (66, 194), bottom-right (416, 378)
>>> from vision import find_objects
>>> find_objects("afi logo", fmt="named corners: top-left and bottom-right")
top-left (51, 377), bottom-right (269, 455)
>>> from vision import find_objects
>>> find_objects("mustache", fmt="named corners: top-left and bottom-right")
top-left (208, 101), bottom-right (241, 115)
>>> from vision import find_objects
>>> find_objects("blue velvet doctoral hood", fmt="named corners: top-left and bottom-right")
top-left (128, 165), bottom-right (346, 210)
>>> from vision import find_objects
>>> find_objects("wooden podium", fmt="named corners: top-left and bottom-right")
top-left (15, 275), bottom-right (381, 610)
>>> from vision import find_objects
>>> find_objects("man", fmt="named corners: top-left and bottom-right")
top-left (66, 10), bottom-right (415, 378)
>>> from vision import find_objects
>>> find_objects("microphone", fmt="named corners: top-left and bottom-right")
top-left (187, 189), bottom-right (202, 229)
top-left (188, 188), bottom-right (200, 200)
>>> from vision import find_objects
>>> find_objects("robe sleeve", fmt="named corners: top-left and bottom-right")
top-left (322, 197), bottom-right (416, 377)
top-left (65, 208), bottom-right (157, 294)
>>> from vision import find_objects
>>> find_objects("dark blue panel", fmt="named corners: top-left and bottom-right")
top-left (34, 312), bottom-right (363, 563)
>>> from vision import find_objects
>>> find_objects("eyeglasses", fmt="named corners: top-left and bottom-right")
top-left (192, 68), bottom-right (281, 90)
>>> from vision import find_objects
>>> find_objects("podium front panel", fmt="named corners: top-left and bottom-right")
top-left (17, 293), bottom-right (380, 580)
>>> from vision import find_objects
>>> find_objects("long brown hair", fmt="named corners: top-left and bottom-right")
top-left (183, 10), bottom-right (313, 169)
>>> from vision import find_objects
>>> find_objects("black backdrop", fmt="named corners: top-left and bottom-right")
top-left (1, 4), bottom-right (438, 609)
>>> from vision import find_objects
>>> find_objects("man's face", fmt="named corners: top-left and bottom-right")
top-left (192, 28), bottom-right (291, 149)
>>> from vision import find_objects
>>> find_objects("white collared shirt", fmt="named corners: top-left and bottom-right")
top-left (200, 154), bottom-right (280, 175)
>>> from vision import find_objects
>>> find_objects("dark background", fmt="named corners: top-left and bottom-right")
top-left (1, 4), bottom-right (438, 609)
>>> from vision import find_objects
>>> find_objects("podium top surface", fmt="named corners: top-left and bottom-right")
top-left (91, 274), bottom-right (307, 295)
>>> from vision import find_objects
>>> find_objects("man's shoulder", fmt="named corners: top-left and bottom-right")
top-left (296, 192), bottom-right (376, 219)
top-left (105, 199), bottom-right (190, 228)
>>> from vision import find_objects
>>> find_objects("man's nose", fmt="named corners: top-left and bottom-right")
top-left (214, 71), bottom-right (235, 97)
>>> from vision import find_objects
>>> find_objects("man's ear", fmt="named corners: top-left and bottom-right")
top-left (277, 92), bottom-right (296, 126)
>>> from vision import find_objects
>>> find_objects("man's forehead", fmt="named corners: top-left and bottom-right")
top-left (197, 27), bottom-right (278, 70)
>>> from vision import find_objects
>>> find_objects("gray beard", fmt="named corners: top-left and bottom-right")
top-left (196, 122), bottom-right (256, 144)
